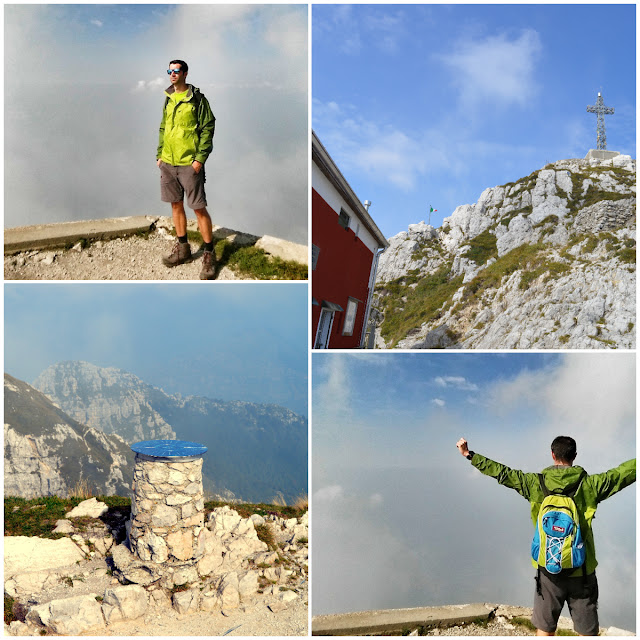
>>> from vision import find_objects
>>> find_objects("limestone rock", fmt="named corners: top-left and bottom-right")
top-left (67, 497), bottom-right (109, 519)
top-left (102, 585), bottom-right (149, 623)
top-left (27, 594), bottom-right (106, 635)
top-left (172, 588), bottom-right (201, 614)
top-left (4, 536), bottom-right (86, 577)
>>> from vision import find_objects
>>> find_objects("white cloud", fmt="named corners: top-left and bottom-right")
top-left (434, 375), bottom-right (479, 391)
top-left (438, 29), bottom-right (542, 109)
top-left (314, 484), bottom-right (345, 503)
top-left (90, 19), bottom-right (103, 28)
top-left (432, 398), bottom-right (446, 407)
top-left (132, 77), bottom-right (165, 93)
top-left (369, 493), bottom-right (383, 507)
top-left (487, 354), bottom-right (635, 468)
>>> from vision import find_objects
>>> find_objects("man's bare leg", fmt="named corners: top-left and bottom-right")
top-left (171, 201), bottom-right (188, 237)
top-left (194, 207), bottom-right (213, 244)
top-left (536, 630), bottom-right (554, 636)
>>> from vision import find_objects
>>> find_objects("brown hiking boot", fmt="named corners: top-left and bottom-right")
top-left (200, 250), bottom-right (217, 280)
top-left (163, 241), bottom-right (192, 267)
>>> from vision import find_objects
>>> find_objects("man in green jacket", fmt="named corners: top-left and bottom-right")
top-left (456, 436), bottom-right (635, 636)
top-left (157, 59), bottom-right (217, 279)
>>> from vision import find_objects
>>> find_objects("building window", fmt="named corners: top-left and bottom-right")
top-left (338, 208), bottom-right (350, 230)
top-left (342, 298), bottom-right (359, 336)
top-left (312, 244), bottom-right (320, 271)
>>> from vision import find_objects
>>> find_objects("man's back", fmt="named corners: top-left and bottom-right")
top-left (469, 453), bottom-right (636, 573)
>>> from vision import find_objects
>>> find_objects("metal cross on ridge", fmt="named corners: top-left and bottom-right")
top-left (586, 92), bottom-right (615, 151)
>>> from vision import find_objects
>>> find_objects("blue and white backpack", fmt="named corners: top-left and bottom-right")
top-left (531, 472), bottom-right (587, 575)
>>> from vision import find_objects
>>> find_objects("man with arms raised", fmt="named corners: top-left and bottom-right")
top-left (456, 436), bottom-right (635, 636)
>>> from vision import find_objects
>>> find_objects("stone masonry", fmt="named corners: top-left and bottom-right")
top-left (128, 457), bottom-right (205, 566)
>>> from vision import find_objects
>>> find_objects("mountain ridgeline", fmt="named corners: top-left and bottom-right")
top-left (6, 362), bottom-right (307, 504)
top-left (374, 154), bottom-right (636, 349)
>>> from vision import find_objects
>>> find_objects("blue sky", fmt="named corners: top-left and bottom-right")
top-left (313, 4), bottom-right (636, 239)
top-left (4, 283), bottom-right (308, 417)
top-left (5, 4), bottom-right (307, 243)
top-left (312, 352), bottom-right (636, 630)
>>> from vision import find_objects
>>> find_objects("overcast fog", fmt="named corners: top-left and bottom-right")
top-left (5, 5), bottom-right (307, 244)
top-left (312, 353), bottom-right (636, 631)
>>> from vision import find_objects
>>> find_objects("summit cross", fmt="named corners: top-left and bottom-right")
top-left (586, 91), bottom-right (615, 150)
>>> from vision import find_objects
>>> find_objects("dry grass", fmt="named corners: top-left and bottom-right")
top-left (69, 478), bottom-right (93, 499)
top-left (292, 494), bottom-right (308, 513)
top-left (271, 492), bottom-right (288, 507)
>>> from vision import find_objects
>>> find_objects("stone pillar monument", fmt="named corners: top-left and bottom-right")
top-left (128, 440), bottom-right (208, 568)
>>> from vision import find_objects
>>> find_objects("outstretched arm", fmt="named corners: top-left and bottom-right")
top-left (456, 438), bottom-right (540, 501)
top-left (587, 458), bottom-right (636, 503)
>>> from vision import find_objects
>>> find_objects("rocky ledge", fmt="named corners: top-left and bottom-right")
top-left (4, 499), bottom-right (308, 636)
top-left (4, 216), bottom-right (308, 281)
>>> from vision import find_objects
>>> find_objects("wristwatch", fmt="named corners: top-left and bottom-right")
top-left (465, 451), bottom-right (475, 461)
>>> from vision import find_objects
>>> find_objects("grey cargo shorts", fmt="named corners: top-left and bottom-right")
top-left (159, 161), bottom-right (207, 210)
top-left (532, 570), bottom-right (599, 635)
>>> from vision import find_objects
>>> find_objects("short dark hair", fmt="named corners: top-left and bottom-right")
top-left (169, 59), bottom-right (188, 74)
top-left (551, 436), bottom-right (577, 463)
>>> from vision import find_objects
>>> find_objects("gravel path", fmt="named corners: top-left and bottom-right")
top-left (93, 589), bottom-right (308, 636)
top-left (4, 226), bottom-right (248, 281)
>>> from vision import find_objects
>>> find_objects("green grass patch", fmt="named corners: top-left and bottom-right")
top-left (511, 616), bottom-right (537, 632)
top-left (533, 215), bottom-right (559, 228)
top-left (379, 266), bottom-right (464, 347)
top-left (500, 205), bottom-right (533, 227)
top-left (463, 242), bottom-right (547, 302)
top-left (519, 261), bottom-right (571, 290)
top-left (615, 247), bottom-right (636, 264)
top-left (222, 243), bottom-right (307, 280)
top-left (4, 495), bottom-right (130, 538)
top-left (581, 236), bottom-right (599, 254)
top-left (463, 229), bottom-right (498, 265)
top-left (4, 595), bottom-right (16, 626)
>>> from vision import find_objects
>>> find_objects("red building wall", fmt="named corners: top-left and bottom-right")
top-left (312, 188), bottom-right (375, 348)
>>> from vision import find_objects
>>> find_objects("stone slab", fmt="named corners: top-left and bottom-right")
top-left (254, 235), bottom-right (308, 265)
top-left (585, 149), bottom-right (620, 161)
top-left (4, 216), bottom-right (158, 254)
top-left (311, 603), bottom-right (495, 636)
top-left (4, 536), bottom-right (86, 577)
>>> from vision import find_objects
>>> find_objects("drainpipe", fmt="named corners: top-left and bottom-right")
top-left (360, 246), bottom-right (386, 348)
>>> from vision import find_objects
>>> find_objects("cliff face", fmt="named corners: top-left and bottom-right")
top-left (4, 374), bottom-right (134, 498)
top-left (32, 362), bottom-right (308, 504)
top-left (374, 154), bottom-right (636, 349)
top-left (33, 361), bottom-right (176, 442)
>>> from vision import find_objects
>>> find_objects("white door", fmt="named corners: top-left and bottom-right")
top-left (314, 309), bottom-right (334, 349)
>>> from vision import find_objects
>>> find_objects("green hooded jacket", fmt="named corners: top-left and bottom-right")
top-left (471, 453), bottom-right (636, 575)
top-left (157, 84), bottom-right (215, 166)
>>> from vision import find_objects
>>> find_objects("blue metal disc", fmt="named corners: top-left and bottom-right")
top-left (130, 440), bottom-right (207, 458)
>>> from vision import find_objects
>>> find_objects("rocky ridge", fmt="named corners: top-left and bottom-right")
top-left (374, 154), bottom-right (636, 349)
top-left (4, 499), bottom-right (308, 636)
top-left (4, 374), bottom-right (134, 498)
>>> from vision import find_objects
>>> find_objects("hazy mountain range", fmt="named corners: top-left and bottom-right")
top-left (5, 362), bottom-right (307, 503)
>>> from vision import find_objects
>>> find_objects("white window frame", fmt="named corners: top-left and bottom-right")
top-left (342, 298), bottom-right (359, 336)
